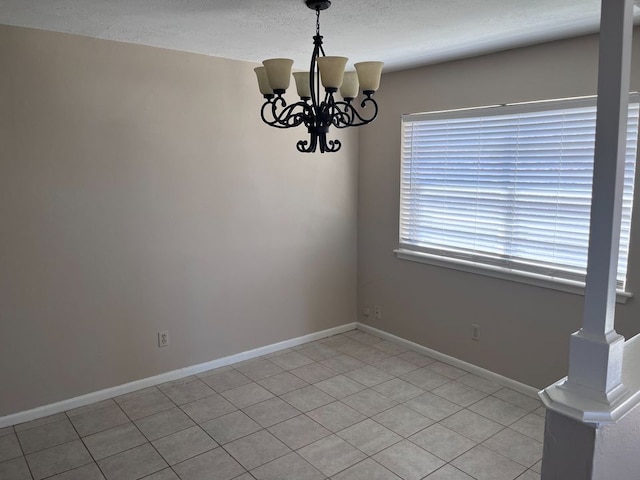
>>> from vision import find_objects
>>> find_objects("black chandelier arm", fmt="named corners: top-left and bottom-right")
top-left (331, 95), bottom-right (380, 128)
top-left (260, 97), bottom-right (312, 129)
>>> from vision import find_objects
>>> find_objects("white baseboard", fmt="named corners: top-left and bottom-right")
top-left (1, 320), bottom-right (540, 429)
top-left (356, 322), bottom-right (540, 399)
top-left (0, 322), bottom-right (357, 429)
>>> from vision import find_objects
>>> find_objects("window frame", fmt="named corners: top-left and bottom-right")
top-left (396, 95), bottom-right (639, 303)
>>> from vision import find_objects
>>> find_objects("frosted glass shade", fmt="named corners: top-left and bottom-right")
top-left (263, 58), bottom-right (294, 92)
top-left (340, 71), bottom-right (359, 99)
top-left (355, 61), bottom-right (384, 92)
top-left (254, 67), bottom-right (273, 96)
top-left (317, 56), bottom-right (348, 89)
top-left (293, 72), bottom-right (311, 98)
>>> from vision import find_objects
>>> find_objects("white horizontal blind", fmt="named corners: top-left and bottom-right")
top-left (400, 96), bottom-right (639, 289)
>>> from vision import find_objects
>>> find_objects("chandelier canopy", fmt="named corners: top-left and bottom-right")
top-left (254, 0), bottom-right (383, 153)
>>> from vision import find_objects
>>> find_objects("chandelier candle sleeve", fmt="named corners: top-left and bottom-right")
top-left (355, 62), bottom-right (384, 92)
top-left (262, 58), bottom-right (294, 93)
top-left (340, 72), bottom-right (359, 100)
top-left (254, 67), bottom-right (273, 97)
top-left (293, 72), bottom-right (311, 99)
top-left (255, 0), bottom-right (383, 153)
top-left (317, 56), bottom-right (348, 90)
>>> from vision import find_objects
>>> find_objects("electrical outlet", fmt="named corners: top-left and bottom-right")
top-left (471, 324), bottom-right (480, 341)
top-left (374, 305), bottom-right (382, 320)
top-left (158, 331), bottom-right (169, 348)
top-left (363, 306), bottom-right (371, 317)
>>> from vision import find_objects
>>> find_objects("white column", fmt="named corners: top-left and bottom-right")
top-left (540, 0), bottom-right (640, 429)
top-left (564, 0), bottom-right (633, 405)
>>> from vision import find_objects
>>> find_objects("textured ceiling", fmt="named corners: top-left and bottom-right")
top-left (0, 0), bottom-right (636, 71)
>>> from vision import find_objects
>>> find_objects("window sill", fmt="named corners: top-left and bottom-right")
top-left (394, 248), bottom-right (633, 304)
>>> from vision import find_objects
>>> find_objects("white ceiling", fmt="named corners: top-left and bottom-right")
top-left (0, 0), bottom-right (636, 72)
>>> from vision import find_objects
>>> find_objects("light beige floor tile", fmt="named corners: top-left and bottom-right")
top-left (431, 381), bottom-right (488, 407)
top-left (141, 469), bottom-right (180, 480)
top-left (373, 440), bottom-right (445, 480)
top-left (224, 430), bottom-right (290, 470)
top-left (200, 411), bottom-right (262, 445)
top-left (173, 448), bottom-right (245, 480)
top-left (493, 389), bottom-right (541, 412)
top-left (456, 374), bottom-right (502, 395)
top-left (298, 435), bottom-right (366, 477)
top-left (320, 355), bottom-right (365, 374)
top-left (314, 375), bottom-right (366, 399)
top-left (98, 444), bottom-right (167, 480)
top-left (180, 393), bottom-right (237, 423)
top-left (268, 351), bottom-right (315, 370)
top-left (116, 388), bottom-right (175, 420)
top-left (345, 365), bottom-right (394, 387)
top-left (373, 379), bottom-right (425, 403)
top-left (516, 470), bottom-right (540, 480)
top-left (65, 400), bottom-right (116, 419)
top-left (373, 340), bottom-right (409, 356)
top-left (373, 405), bottom-right (434, 437)
top-left (26, 440), bottom-right (92, 480)
top-left (440, 410), bottom-right (504, 443)
top-left (348, 346), bottom-right (390, 364)
top-left (373, 357), bottom-right (418, 376)
top-left (222, 383), bottom-right (275, 409)
top-left (280, 386), bottom-right (335, 413)
top-left (234, 359), bottom-right (284, 381)
top-left (15, 413), bottom-right (67, 432)
top-left (134, 407), bottom-right (195, 441)
top-left (201, 369), bottom-right (252, 393)
top-left (0, 427), bottom-right (15, 438)
top-left (424, 464), bottom-right (475, 479)
top-left (409, 423), bottom-right (476, 462)
top-left (401, 368), bottom-right (450, 391)
top-left (337, 419), bottom-right (402, 455)
top-left (306, 402), bottom-right (366, 433)
top-left (396, 351), bottom-right (436, 368)
top-left (342, 389), bottom-right (397, 417)
top-left (257, 372), bottom-right (308, 396)
top-left (69, 404), bottom-right (129, 437)
top-left (531, 460), bottom-right (542, 473)
top-left (83, 423), bottom-right (147, 460)
top-left (533, 406), bottom-right (546, 418)
top-left (0, 434), bottom-right (23, 462)
top-left (291, 363), bottom-right (338, 383)
top-left (158, 379), bottom-right (216, 406)
top-left (18, 418), bottom-right (79, 454)
top-left (48, 462), bottom-right (105, 479)
top-left (268, 415), bottom-right (331, 450)
top-left (452, 445), bottom-right (526, 480)
top-left (468, 397), bottom-right (528, 426)
top-left (251, 452), bottom-right (324, 480)
top-left (0, 456), bottom-right (32, 480)
top-left (242, 397), bottom-right (300, 428)
top-left (152, 425), bottom-right (217, 465)
top-left (427, 363), bottom-right (468, 380)
top-left (404, 392), bottom-right (462, 421)
top-left (332, 458), bottom-right (401, 480)
top-left (483, 428), bottom-right (543, 467)
top-left (510, 414), bottom-right (545, 442)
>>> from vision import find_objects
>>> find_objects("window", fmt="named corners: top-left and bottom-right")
top-left (398, 96), bottom-right (640, 293)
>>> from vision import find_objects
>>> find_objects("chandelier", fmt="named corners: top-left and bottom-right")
top-left (254, 0), bottom-right (383, 153)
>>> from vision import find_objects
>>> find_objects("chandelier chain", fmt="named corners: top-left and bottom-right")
top-left (316, 8), bottom-right (321, 36)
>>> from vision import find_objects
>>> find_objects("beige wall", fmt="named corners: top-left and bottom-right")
top-left (358, 32), bottom-right (640, 389)
top-left (0, 25), bottom-right (358, 417)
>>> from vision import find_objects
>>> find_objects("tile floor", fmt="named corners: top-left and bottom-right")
top-left (0, 329), bottom-right (545, 480)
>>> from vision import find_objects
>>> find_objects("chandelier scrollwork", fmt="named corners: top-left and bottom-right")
top-left (254, 0), bottom-right (383, 153)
